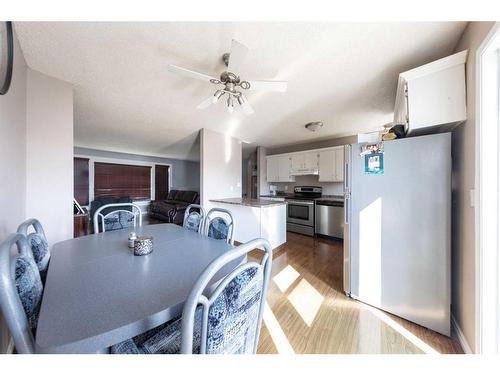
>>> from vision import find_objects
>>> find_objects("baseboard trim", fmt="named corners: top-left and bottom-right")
top-left (6, 337), bottom-right (14, 354)
top-left (451, 314), bottom-right (473, 354)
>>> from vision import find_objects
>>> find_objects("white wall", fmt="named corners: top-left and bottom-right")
top-left (200, 128), bottom-right (242, 209)
top-left (0, 29), bottom-right (27, 354)
top-left (257, 146), bottom-right (269, 196)
top-left (26, 70), bottom-right (74, 246)
top-left (451, 21), bottom-right (495, 353)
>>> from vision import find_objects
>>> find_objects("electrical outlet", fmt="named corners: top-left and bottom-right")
top-left (470, 189), bottom-right (475, 208)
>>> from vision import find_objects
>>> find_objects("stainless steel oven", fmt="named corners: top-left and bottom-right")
top-left (286, 186), bottom-right (322, 236)
top-left (287, 200), bottom-right (314, 227)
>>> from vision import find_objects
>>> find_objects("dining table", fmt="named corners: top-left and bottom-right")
top-left (35, 223), bottom-right (239, 353)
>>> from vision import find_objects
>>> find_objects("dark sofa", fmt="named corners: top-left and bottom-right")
top-left (149, 190), bottom-right (199, 225)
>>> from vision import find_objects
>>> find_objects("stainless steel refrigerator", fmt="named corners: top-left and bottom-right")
top-left (343, 133), bottom-right (451, 336)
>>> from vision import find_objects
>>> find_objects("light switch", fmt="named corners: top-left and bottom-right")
top-left (470, 189), bottom-right (475, 208)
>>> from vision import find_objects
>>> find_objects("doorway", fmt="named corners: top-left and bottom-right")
top-left (155, 165), bottom-right (170, 200)
top-left (477, 22), bottom-right (500, 354)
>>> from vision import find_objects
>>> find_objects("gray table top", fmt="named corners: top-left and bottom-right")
top-left (35, 224), bottom-right (237, 353)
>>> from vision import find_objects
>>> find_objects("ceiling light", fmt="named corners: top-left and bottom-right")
top-left (305, 122), bottom-right (323, 132)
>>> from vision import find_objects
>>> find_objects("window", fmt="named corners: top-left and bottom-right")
top-left (94, 162), bottom-right (152, 201)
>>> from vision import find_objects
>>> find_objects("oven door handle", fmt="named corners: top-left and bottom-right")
top-left (287, 200), bottom-right (314, 205)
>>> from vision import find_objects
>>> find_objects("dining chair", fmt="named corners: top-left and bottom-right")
top-left (93, 203), bottom-right (143, 234)
top-left (111, 238), bottom-right (272, 354)
top-left (183, 204), bottom-right (206, 233)
top-left (17, 218), bottom-right (50, 285)
top-left (0, 233), bottom-right (44, 354)
top-left (203, 208), bottom-right (235, 245)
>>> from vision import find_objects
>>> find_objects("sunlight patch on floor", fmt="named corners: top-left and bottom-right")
top-left (273, 264), bottom-right (300, 293)
top-left (364, 304), bottom-right (440, 354)
top-left (287, 279), bottom-right (324, 326)
top-left (262, 303), bottom-right (295, 354)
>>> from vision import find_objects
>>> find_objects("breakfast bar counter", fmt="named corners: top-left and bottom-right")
top-left (209, 197), bottom-right (286, 208)
top-left (209, 197), bottom-right (287, 249)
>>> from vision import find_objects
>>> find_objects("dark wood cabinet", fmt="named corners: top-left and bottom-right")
top-left (74, 157), bottom-right (90, 206)
top-left (74, 214), bottom-right (89, 238)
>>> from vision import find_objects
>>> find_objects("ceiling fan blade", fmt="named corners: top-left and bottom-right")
top-left (239, 96), bottom-right (255, 115)
top-left (227, 39), bottom-right (249, 75)
top-left (196, 96), bottom-right (214, 110)
top-left (247, 80), bottom-right (288, 93)
top-left (167, 64), bottom-right (217, 83)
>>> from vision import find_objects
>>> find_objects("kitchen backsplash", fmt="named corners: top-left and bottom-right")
top-left (272, 175), bottom-right (344, 195)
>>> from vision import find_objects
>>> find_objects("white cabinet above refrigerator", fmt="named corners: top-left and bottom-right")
top-left (394, 50), bottom-right (467, 135)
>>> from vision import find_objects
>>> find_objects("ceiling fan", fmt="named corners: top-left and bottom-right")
top-left (167, 39), bottom-right (288, 115)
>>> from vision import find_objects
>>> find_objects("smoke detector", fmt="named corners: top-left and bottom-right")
top-left (305, 121), bottom-right (323, 132)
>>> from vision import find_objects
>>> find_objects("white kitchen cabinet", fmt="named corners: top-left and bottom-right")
top-left (290, 152), bottom-right (318, 171)
top-left (394, 50), bottom-right (467, 135)
top-left (290, 153), bottom-right (304, 171)
top-left (318, 150), bottom-right (335, 182)
top-left (318, 147), bottom-right (344, 182)
top-left (304, 152), bottom-right (319, 170)
top-left (266, 156), bottom-right (279, 182)
top-left (278, 155), bottom-right (295, 182)
top-left (266, 155), bottom-right (295, 182)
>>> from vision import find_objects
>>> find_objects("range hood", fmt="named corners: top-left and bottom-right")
top-left (290, 168), bottom-right (319, 176)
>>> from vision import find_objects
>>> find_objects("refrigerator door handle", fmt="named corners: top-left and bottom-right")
top-left (344, 193), bottom-right (350, 224)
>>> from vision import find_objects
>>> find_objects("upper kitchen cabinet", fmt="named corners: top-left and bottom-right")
top-left (266, 156), bottom-right (279, 182)
top-left (290, 151), bottom-right (319, 175)
top-left (266, 155), bottom-right (295, 182)
top-left (278, 155), bottom-right (295, 182)
top-left (318, 147), bottom-right (344, 182)
top-left (394, 50), bottom-right (467, 135)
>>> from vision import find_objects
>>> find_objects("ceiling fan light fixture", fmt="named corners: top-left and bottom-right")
top-left (212, 90), bottom-right (224, 103)
top-left (237, 94), bottom-right (246, 106)
top-left (305, 121), bottom-right (323, 132)
top-left (227, 96), bottom-right (234, 113)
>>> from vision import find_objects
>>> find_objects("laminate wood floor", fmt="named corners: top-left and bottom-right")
top-left (250, 232), bottom-right (463, 354)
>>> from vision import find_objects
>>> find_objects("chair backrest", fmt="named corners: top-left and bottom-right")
top-left (0, 233), bottom-right (43, 354)
top-left (180, 238), bottom-right (272, 354)
top-left (17, 218), bottom-right (50, 275)
top-left (93, 203), bottom-right (143, 234)
top-left (183, 204), bottom-right (206, 233)
top-left (203, 208), bottom-right (235, 245)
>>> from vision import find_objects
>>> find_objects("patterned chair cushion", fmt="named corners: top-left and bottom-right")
top-left (27, 233), bottom-right (50, 272)
top-left (111, 308), bottom-right (203, 354)
top-left (206, 266), bottom-right (263, 354)
top-left (141, 308), bottom-right (203, 354)
top-left (15, 256), bottom-right (43, 332)
top-left (207, 217), bottom-right (230, 241)
top-left (110, 339), bottom-right (144, 354)
top-left (184, 212), bottom-right (202, 232)
top-left (27, 233), bottom-right (50, 285)
top-left (103, 211), bottom-right (135, 232)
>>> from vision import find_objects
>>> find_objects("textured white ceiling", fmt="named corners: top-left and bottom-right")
top-left (14, 22), bottom-right (467, 161)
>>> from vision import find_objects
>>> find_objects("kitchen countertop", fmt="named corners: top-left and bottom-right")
top-left (210, 197), bottom-right (286, 208)
top-left (259, 194), bottom-right (344, 202)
